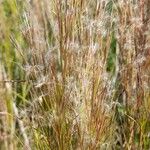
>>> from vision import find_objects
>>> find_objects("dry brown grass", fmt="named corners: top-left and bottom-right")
top-left (0, 0), bottom-right (150, 149)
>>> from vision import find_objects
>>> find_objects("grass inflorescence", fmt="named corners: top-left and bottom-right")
top-left (0, 0), bottom-right (150, 149)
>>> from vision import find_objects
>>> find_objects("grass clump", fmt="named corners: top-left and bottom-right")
top-left (0, 0), bottom-right (150, 149)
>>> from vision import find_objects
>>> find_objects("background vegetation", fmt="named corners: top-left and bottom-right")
top-left (0, 0), bottom-right (150, 149)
